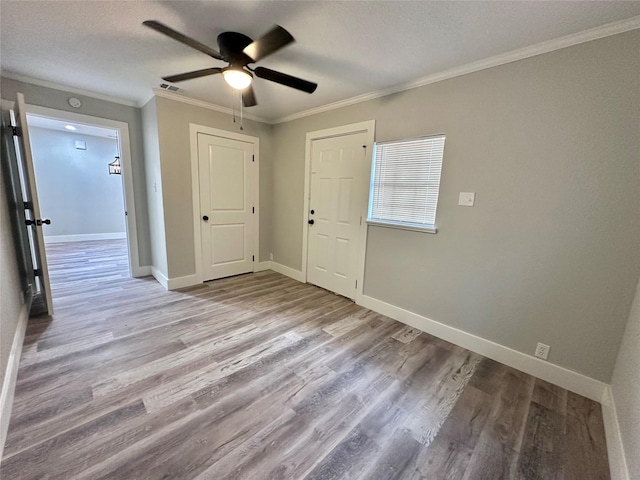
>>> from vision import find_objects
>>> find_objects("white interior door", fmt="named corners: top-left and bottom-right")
top-left (198, 132), bottom-right (255, 281)
top-left (13, 93), bottom-right (53, 315)
top-left (306, 132), bottom-right (369, 299)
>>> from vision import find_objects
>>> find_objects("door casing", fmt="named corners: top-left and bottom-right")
top-left (23, 104), bottom-right (143, 278)
top-left (189, 124), bottom-right (259, 285)
top-left (302, 120), bottom-right (375, 302)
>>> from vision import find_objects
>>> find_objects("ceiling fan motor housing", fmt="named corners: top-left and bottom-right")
top-left (217, 32), bottom-right (254, 66)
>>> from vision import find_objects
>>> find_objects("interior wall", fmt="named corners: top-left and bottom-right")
top-left (0, 77), bottom-right (151, 265)
top-left (270, 30), bottom-right (640, 382)
top-left (141, 97), bottom-right (168, 277)
top-left (154, 96), bottom-right (273, 279)
top-left (29, 127), bottom-right (126, 238)
top-left (611, 279), bottom-right (640, 477)
top-left (0, 175), bottom-right (26, 388)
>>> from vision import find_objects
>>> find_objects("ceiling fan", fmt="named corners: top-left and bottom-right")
top-left (143, 20), bottom-right (318, 107)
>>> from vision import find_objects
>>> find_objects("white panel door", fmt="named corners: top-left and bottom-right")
top-left (307, 132), bottom-right (369, 299)
top-left (14, 93), bottom-right (54, 315)
top-left (198, 133), bottom-right (255, 281)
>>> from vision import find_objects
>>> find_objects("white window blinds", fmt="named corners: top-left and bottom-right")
top-left (368, 135), bottom-right (445, 231)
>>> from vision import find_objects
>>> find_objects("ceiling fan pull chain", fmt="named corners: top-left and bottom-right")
top-left (240, 94), bottom-right (244, 131)
top-left (232, 89), bottom-right (237, 124)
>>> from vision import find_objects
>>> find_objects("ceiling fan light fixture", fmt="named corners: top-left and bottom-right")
top-left (222, 68), bottom-right (253, 90)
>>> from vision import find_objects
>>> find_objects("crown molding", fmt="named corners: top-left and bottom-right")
top-left (1, 72), bottom-right (139, 107)
top-left (4, 15), bottom-right (638, 123)
top-left (152, 88), bottom-right (269, 124)
top-left (274, 15), bottom-right (640, 124)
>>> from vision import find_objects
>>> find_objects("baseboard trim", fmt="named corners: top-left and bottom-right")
top-left (255, 261), bottom-right (272, 272)
top-left (167, 274), bottom-right (200, 290)
top-left (269, 262), bottom-right (305, 283)
top-left (0, 304), bottom-right (29, 458)
top-left (151, 267), bottom-right (169, 290)
top-left (601, 387), bottom-right (629, 480)
top-left (44, 232), bottom-right (127, 243)
top-left (357, 294), bottom-right (607, 402)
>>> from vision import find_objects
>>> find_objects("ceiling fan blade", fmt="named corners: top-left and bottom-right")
top-left (143, 20), bottom-right (224, 61)
top-left (254, 67), bottom-right (317, 93)
top-left (243, 25), bottom-right (294, 62)
top-left (242, 85), bottom-right (258, 107)
top-left (162, 67), bottom-right (223, 83)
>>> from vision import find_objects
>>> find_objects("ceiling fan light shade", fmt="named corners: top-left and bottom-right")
top-left (222, 68), bottom-right (253, 90)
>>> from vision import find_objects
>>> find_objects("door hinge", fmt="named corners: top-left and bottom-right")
top-left (355, 280), bottom-right (358, 288)
top-left (33, 268), bottom-right (42, 277)
top-left (252, 154), bottom-right (255, 162)
top-left (12, 126), bottom-right (19, 137)
top-left (252, 206), bottom-right (255, 214)
top-left (26, 219), bottom-right (51, 226)
top-left (23, 201), bottom-right (32, 210)
top-left (252, 255), bottom-right (255, 262)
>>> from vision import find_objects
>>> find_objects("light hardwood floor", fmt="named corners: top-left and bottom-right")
top-left (1, 240), bottom-right (610, 479)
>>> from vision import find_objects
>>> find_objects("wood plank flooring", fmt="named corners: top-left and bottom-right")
top-left (1, 240), bottom-right (611, 479)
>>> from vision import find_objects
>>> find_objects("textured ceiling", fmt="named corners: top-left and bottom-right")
top-left (2, 1), bottom-right (640, 122)
top-left (27, 114), bottom-right (117, 139)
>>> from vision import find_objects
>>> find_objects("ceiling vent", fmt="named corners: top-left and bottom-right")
top-left (159, 83), bottom-right (181, 92)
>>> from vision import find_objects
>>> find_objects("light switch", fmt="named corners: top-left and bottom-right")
top-left (458, 192), bottom-right (475, 206)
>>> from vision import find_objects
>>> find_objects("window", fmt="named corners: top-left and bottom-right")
top-left (368, 134), bottom-right (445, 233)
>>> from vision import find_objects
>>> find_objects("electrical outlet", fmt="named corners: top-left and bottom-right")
top-left (269, 253), bottom-right (274, 261)
top-left (535, 342), bottom-right (550, 360)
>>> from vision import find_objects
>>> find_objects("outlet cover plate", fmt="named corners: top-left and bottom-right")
top-left (535, 342), bottom-right (550, 360)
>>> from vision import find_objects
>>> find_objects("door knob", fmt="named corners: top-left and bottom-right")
top-left (308, 219), bottom-right (315, 225)
top-left (202, 215), bottom-right (209, 221)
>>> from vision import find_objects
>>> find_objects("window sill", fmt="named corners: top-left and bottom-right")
top-left (366, 220), bottom-right (437, 234)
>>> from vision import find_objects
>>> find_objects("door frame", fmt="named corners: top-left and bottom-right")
top-left (189, 124), bottom-right (259, 285)
top-left (302, 120), bottom-right (375, 302)
top-left (23, 104), bottom-right (144, 278)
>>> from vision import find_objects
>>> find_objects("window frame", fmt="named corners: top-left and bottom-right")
top-left (367, 134), bottom-right (446, 234)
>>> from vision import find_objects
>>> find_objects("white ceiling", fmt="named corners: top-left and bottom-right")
top-left (27, 114), bottom-right (118, 139)
top-left (2, 1), bottom-right (640, 122)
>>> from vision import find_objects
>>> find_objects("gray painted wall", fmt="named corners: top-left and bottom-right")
top-left (270, 30), bottom-right (640, 382)
top-left (0, 77), bottom-right (151, 265)
top-left (2, 32), bottom-right (637, 383)
top-left (0, 177), bottom-right (26, 388)
top-left (141, 97), bottom-right (168, 277)
top-left (153, 96), bottom-right (273, 279)
top-left (29, 127), bottom-right (126, 237)
top-left (611, 279), bottom-right (640, 478)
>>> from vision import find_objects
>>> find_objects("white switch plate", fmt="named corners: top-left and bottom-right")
top-left (458, 192), bottom-right (475, 206)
